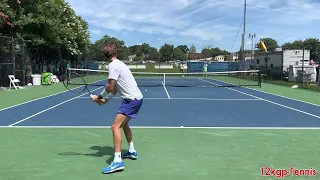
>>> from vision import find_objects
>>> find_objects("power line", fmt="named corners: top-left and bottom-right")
top-left (247, 4), bottom-right (320, 21)
top-left (229, 17), bottom-right (243, 54)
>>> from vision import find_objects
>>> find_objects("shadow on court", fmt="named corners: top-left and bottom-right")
top-left (57, 145), bottom-right (127, 164)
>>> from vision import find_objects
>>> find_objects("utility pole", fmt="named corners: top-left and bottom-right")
top-left (240, 0), bottom-right (247, 70)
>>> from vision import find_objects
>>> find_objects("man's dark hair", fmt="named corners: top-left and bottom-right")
top-left (103, 44), bottom-right (117, 59)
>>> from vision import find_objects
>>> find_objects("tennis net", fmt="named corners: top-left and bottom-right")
top-left (67, 68), bottom-right (261, 88)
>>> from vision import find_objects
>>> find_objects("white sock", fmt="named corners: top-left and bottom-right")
top-left (129, 142), bottom-right (135, 153)
top-left (114, 152), bottom-right (122, 163)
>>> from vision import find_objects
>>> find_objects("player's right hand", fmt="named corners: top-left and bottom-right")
top-left (91, 95), bottom-right (104, 105)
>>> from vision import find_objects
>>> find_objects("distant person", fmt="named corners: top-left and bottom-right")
top-left (180, 63), bottom-right (185, 73)
top-left (180, 63), bottom-right (185, 77)
top-left (91, 44), bottom-right (144, 174)
top-left (66, 62), bottom-right (71, 83)
top-left (203, 62), bottom-right (208, 76)
top-left (203, 63), bottom-right (208, 73)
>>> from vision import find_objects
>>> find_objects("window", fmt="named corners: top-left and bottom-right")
top-left (257, 59), bottom-right (260, 64)
top-left (270, 64), bottom-right (273, 68)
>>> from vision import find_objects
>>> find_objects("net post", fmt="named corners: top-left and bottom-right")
top-left (66, 67), bottom-right (69, 86)
top-left (258, 70), bottom-right (261, 88)
top-left (163, 73), bottom-right (166, 86)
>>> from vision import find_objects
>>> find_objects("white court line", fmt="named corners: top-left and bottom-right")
top-left (244, 85), bottom-right (320, 107)
top-left (7, 87), bottom-right (104, 127)
top-left (0, 79), bottom-right (106, 112)
top-left (210, 77), bottom-right (320, 107)
top-left (161, 81), bottom-right (171, 99)
top-left (0, 84), bottom-right (75, 112)
top-left (2, 126), bottom-right (320, 129)
top-left (200, 79), bottom-right (320, 119)
top-left (76, 97), bottom-right (261, 101)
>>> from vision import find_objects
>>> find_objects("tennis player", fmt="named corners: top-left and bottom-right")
top-left (91, 44), bottom-right (144, 174)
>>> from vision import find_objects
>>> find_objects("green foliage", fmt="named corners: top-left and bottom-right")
top-left (259, 38), bottom-right (279, 52)
top-left (189, 44), bottom-right (196, 53)
top-left (173, 47), bottom-right (187, 60)
top-left (159, 43), bottom-right (174, 62)
top-left (2, 0), bottom-right (319, 66)
top-left (201, 47), bottom-right (229, 58)
top-left (88, 35), bottom-right (128, 61)
top-left (0, 0), bottom-right (91, 64)
top-left (176, 45), bottom-right (190, 54)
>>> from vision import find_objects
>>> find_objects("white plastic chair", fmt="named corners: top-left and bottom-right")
top-left (8, 75), bottom-right (23, 90)
top-left (50, 73), bottom-right (59, 84)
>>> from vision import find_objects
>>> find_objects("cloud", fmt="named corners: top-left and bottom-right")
top-left (90, 29), bottom-right (102, 35)
top-left (67, 0), bottom-right (320, 51)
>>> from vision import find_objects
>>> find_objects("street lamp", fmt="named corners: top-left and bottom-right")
top-left (249, 34), bottom-right (256, 61)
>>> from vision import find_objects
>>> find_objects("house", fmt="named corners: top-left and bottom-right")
top-left (214, 55), bottom-right (225, 62)
top-left (188, 52), bottom-right (205, 60)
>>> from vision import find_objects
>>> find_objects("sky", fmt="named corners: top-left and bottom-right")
top-left (66, 0), bottom-right (320, 53)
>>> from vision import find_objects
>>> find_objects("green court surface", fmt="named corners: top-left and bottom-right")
top-left (1, 79), bottom-right (320, 180)
top-left (1, 128), bottom-right (320, 180)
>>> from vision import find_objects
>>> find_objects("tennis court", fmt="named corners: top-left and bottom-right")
top-left (1, 70), bottom-right (320, 180)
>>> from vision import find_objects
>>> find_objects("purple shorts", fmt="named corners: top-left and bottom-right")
top-left (117, 98), bottom-right (143, 119)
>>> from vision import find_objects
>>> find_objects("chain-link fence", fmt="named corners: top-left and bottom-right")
top-left (0, 36), bottom-right (87, 87)
top-left (0, 36), bottom-right (27, 87)
top-left (253, 64), bottom-right (320, 91)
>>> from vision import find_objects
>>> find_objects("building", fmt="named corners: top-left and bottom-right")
top-left (188, 52), bottom-right (205, 60)
top-left (252, 49), bottom-right (310, 72)
top-left (214, 55), bottom-right (225, 62)
top-left (229, 50), bottom-right (256, 62)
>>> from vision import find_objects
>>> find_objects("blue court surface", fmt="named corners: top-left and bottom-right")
top-left (1, 84), bottom-right (320, 128)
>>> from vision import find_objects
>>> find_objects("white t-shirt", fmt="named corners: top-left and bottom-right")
top-left (203, 64), bottom-right (208, 70)
top-left (108, 60), bottom-right (143, 100)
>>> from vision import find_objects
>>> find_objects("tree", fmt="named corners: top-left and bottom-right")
top-left (148, 47), bottom-right (160, 61)
top-left (88, 35), bottom-right (129, 61)
top-left (0, 0), bottom-right (91, 65)
top-left (176, 45), bottom-right (189, 54)
top-left (201, 48), bottom-right (211, 58)
top-left (189, 44), bottom-right (196, 53)
top-left (159, 43), bottom-right (174, 62)
top-left (173, 47), bottom-right (187, 60)
top-left (259, 38), bottom-right (279, 52)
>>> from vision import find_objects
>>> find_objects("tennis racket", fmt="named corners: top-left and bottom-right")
top-left (63, 71), bottom-right (94, 98)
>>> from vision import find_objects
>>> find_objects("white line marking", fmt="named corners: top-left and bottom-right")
top-left (170, 98), bottom-right (260, 101)
top-left (0, 79), bottom-right (106, 112)
top-left (76, 97), bottom-right (261, 101)
top-left (2, 126), bottom-right (320, 129)
top-left (200, 79), bottom-right (320, 119)
top-left (84, 131), bottom-right (101, 137)
top-left (161, 81), bottom-right (171, 99)
top-left (0, 85), bottom-right (74, 112)
top-left (197, 131), bottom-right (231, 136)
top-left (244, 85), bottom-right (320, 107)
top-left (209, 77), bottom-right (320, 107)
top-left (7, 87), bottom-right (104, 127)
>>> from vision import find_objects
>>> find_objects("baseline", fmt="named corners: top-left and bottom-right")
top-left (76, 96), bottom-right (262, 101)
top-left (2, 126), bottom-right (320, 129)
